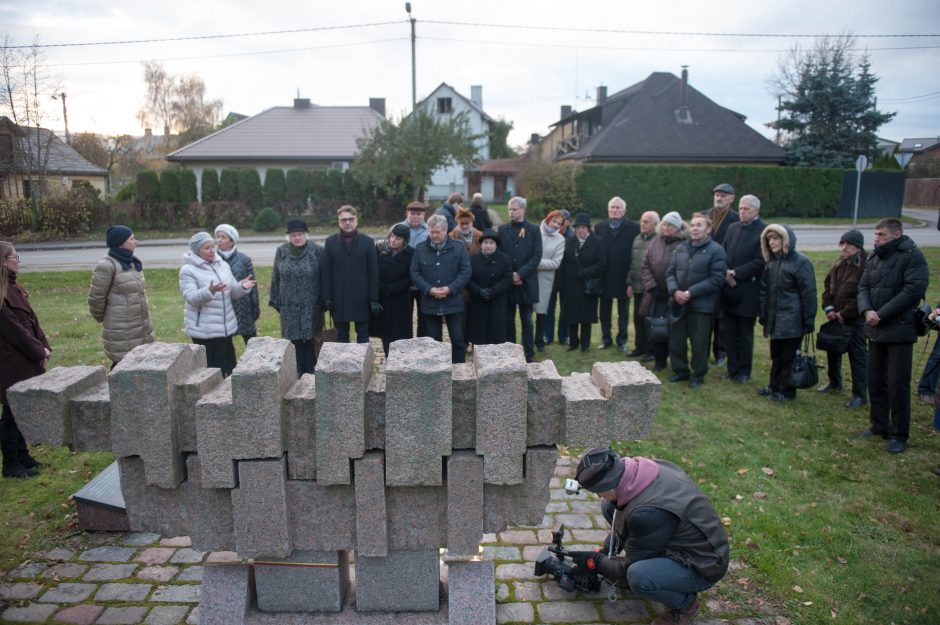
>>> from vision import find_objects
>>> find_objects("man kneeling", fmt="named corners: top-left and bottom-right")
top-left (576, 448), bottom-right (729, 625)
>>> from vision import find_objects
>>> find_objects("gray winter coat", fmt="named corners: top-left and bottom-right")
top-left (666, 236), bottom-right (727, 314)
top-left (269, 242), bottom-right (323, 341)
top-left (758, 225), bottom-right (817, 340)
top-left (220, 248), bottom-right (259, 337)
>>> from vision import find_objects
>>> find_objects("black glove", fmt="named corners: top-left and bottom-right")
top-left (268, 301), bottom-right (279, 313)
top-left (804, 325), bottom-right (815, 335)
top-left (370, 301), bottom-right (383, 317)
top-left (479, 288), bottom-right (492, 301)
top-left (324, 300), bottom-right (333, 312)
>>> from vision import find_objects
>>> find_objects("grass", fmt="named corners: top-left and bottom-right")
top-left (2, 248), bottom-right (938, 625)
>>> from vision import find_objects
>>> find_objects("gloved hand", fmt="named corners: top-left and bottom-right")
top-left (479, 288), bottom-right (492, 301)
top-left (804, 325), bottom-right (815, 336)
top-left (268, 301), bottom-right (279, 313)
top-left (370, 301), bottom-right (383, 317)
top-left (324, 300), bottom-right (333, 312)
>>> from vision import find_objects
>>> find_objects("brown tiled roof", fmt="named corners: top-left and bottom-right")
top-left (471, 156), bottom-right (528, 174)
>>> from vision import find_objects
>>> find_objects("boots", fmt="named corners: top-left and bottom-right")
top-left (1, 404), bottom-right (38, 478)
top-left (16, 429), bottom-right (40, 469)
top-left (535, 315), bottom-right (546, 352)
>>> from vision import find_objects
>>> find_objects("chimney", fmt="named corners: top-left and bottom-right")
top-left (369, 98), bottom-right (386, 117)
top-left (293, 98), bottom-right (311, 109)
top-left (596, 86), bottom-right (607, 105)
top-left (470, 85), bottom-right (483, 109)
top-left (676, 66), bottom-right (692, 124)
top-left (144, 128), bottom-right (152, 138)
top-left (560, 105), bottom-right (572, 119)
top-left (530, 133), bottom-right (541, 145)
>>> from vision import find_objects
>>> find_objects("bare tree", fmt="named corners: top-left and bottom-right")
top-left (137, 61), bottom-right (175, 148)
top-left (137, 62), bottom-right (223, 149)
top-left (70, 132), bottom-right (136, 193)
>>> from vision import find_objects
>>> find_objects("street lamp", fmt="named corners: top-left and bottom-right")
top-left (52, 92), bottom-right (70, 145)
top-left (406, 3), bottom-right (416, 110)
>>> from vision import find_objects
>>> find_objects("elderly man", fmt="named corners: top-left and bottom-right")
top-left (856, 219), bottom-right (929, 454)
top-left (595, 196), bottom-right (640, 352)
top-left (719, 195), bottom-right (765, 383)
top-left (411, 214), bottom-right (471, 363)
top-left (321, 205), bottom-right (379, 344)
top-left (498, 196), bottom-right (542, 362)
top-left (626, 211), bottom-right (659, 359)
top-left (398, 201), bottom-right (430, 336)
top-left (704, 183), bottom-right (739, 367)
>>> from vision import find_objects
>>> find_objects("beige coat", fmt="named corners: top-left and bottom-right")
top-left (87, 256), bottom-right (155, 362)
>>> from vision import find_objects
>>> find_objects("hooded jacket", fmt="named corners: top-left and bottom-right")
top-left (857, 235), bottom-right (929, 343)
top-left (758, 224), bottom-right (817, 340)
top-left (179, 252), bottom-right (250, 339)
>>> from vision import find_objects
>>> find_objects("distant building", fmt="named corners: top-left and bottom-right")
top-left (467, 156), bottom-right (527, 203)
top-left (898, 137), bottom-right (940, 167)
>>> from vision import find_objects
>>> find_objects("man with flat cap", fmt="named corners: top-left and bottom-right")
top-left (704, 183), bottom-right (739, 368)
top-left (573, 448), bottom-right (729, 625)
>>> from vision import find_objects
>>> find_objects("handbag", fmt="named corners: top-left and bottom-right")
top-left (584, 277), bottom-right (603, 296)
top-left (645, 315), bottom-right (670, 343)
top-left (314, 312), bottom-right (338, 358)
top-left (789, 333), bottom-right (819, 390)
top-left (816, 319), bottom-right (852, 354)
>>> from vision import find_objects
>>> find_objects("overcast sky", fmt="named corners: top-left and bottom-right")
top-left (3, 0), bottom-right (938, 149)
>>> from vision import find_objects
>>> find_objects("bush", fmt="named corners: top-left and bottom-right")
top-left (200, 201), bottom-right (254, 230)
top-left (201, 169), bottom-right (220, 202)
top-left (253, 207), bottom-right (282, 232)
top-left (159, 169), bottom-right (181, 203)
top-left (39, 188), bottom-right (96, 237)
top-left (179, 169), bottom-right (198, 203)
top-left (263, 168), bottom-right (286, 205)
top-left (136, 169), bottom-right (160, 202)
top-left (516, 160), bottom-right (584, 217)
top-left (111, 209), bottom-right (132, 228)
top-left (238, 169), bottom-right (263, 210)
top-left (114, 182), bottom-right (136, 203)
top-left (220, 168), bottom-right (240, 201)
top-left (285, 168), bottom-right (308, 212)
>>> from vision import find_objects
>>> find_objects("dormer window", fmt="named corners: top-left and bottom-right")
top-left (437, 97), bottom-right (453, 114)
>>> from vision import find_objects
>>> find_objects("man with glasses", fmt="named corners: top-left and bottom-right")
top-left (321, 205), bottom-right (380, 343)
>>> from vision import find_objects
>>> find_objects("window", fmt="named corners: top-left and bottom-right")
top-left (331, 161), bottom-right (349, 173)
top-left (437, 97), bottom-right (453, 114)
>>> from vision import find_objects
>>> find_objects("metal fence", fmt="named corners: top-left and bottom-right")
top-left (837, 171), bottom-right (905, 218)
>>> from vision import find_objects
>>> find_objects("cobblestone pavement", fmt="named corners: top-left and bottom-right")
top-left (1, 455), bottom-right (785, 625)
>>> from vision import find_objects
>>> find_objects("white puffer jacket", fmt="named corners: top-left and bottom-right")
top-left (179, 252), bottom-right (249, 339)
top-left (535, 223), bottom-right (566, 315)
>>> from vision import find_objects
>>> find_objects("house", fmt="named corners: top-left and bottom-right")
top-left (414, 83), bottom-right (495, 200)
top-left (166, 98), bottom-right (386, 201)
top-left (898, 137), bottom-right (940, 167)
top-left (534, 69), bottom-right (785, 165)
top-left (467, 156), bottom-right (527, 203)
top-left (0, 116), bottom-right (108, 200)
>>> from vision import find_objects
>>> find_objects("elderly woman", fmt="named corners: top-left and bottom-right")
top-left (466, 229), bottom-right (513, 346)
top-left (758, 224), bottom-right (817, 401)
top-left (215, 224), bottom-right (259, 345)
top-left (87, 225), bottom-right (155, 367)
top-left (270, 220), bottom-right (323, 376)
top-left (535, 209), bottom-right (567, 352)
top-left (373, 223), bottom-right (415, 356)
top-left (640, 212), bottom-right (688, 371)
top-left (179, 232), bottom-right (256, 377)
top-left (1, 242), bottom-right (50, 477)
top-left (559, 213), bottom-right (607, 352)
top-left (449, 207), bottom-right (483, 256)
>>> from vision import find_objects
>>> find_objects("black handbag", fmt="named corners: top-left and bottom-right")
top-left (789, 333), bottom-right (819, 390)
top-left (645, 315), bottom-right (670, 343)
top-left (584, 277), bottom-right (603, 296)
top-left (816, 319), bottom-right (852, 354)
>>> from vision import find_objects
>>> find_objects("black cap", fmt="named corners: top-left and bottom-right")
top-left (713, 183), bottom-right (735, 195)
top-left (391, 223), bottom-right (411, 242)
top-left (572, 213), bottom-right (592, 227)
top-left (106, 225), bottom-right (132, 248)
top-left (839, 229), bottom-right (864, 249)
top-left (286, 219), bottom-right (309, 233)
top-left (479, 228), bottom-right (500, 245)
top-left (575, 448), bottom-right (625, 493)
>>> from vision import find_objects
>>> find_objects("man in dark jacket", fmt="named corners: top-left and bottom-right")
top-left (595, 196), bottom-right (640, 351)
top-left (856, 218), bottom-right (929, 454)
top-left (666, 213), bottom-right (727, 388)
top-left (411, 214), bottom-right (471, 363)
top-left (626, 211), bottom-right (659, 359)
top-left (498, 196), bottom-right (542, 363)
top-left (720, 195), bottom-right (765, 384)
top-left (819, 229), bottom-right (868, 408)
top-left (704, 183), bottom-right (739, 367)
top-left (572, 448), bottom-right (729, 625)
top-left (321, 205), bottom-right (380, 344)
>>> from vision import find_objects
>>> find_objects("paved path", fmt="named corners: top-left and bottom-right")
top-left (0, 454), bottom-right (781, 625)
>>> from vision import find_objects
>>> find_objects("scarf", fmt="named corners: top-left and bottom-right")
top-left (108, 247), bottom-right (142, 271)
top-left (290, 242), bottom-right (307, 258)
top-left (873, 235), bottom-right (904, 259)
top-left (542, 222), bottom-right (559, 236)
top-left (710, 205), bottom-right (731, 236)
top-left (608, 218), bottom-right (624, 230)
top-left (218, 247), bottom-right (236, 260)
top-left (614, 457), bottom-right (661, 507)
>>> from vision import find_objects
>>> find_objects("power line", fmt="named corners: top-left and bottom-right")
top-left (880, 90), bottom-right (940, 102)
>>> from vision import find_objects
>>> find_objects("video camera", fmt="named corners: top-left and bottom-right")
top-left (533, 525), bottom-right (603, 594)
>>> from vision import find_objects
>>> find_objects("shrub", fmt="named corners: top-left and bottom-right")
top-left (263, 168), bottom-right (286, 205)
top-left (201, 169), bottom-right (220, 202)
top-left (202, 201), bottom-right (254, 230)
top-left (516, 160), bottom-right (584, 217)
top-left (220, 168), bottom-right (240, 201)
top-left (0, 198), bottom-right (32, 237)
top-left (238, 169), bottom-right (263, 210)
top-left (179, 169), bottom-right (198, 203)
top-left (111, 209), bottom-right (132, 228)
top-left (159, 169), bottom-right (181, 203)
top-left (114, 182), bottom-right (136, 203)
top-left (253, 206), bottom-right (282, 232)
top-left (285, 168), bottom-right (308, 211)
top-left (40, 188), bottom-right (95, 237)
top-left (136, 169), bottom-right (161, 202)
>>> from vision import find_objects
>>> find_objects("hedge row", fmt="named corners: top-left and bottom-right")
top-left (0, 188), bottom-right (103, 238)
top-left (575, 164), bottom-right (845, 218)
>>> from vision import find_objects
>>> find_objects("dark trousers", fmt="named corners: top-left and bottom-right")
top-left (292, 339), bottom-right (317, 376)
top-left (633, 295), bottom-right (649, 354)
top-left (535, 314), bottom-right (547, 350)
top-left (568, 323), bottom-right (592, 351)
top-left (411, 291), bottom-right (428, 338)
top-left (1, 403), bottom-right (29, 469)
top-left (711, 313), bottom-right (726, 361)
top-left (426, 312), bottom-right (466, 363)
top-left (868, 341), bottom-right (913, 441)
top-left (599, 296), bottom-right (629, 347)
top-left (240, 333), bottom-right (256, 345)
top-left (825, 317), bottom-right (868, 398)
top-left (769, 337), bottom-right (801, 398)
top-left (507, 302), bottom-right (535, 360)
top-left (916, 332), bottom-right (940, 396)
top-left (669, 311), bottom-right (712, 381)
top-left (544, 287), bottom-right (567, 344)
top-left (336, 321), bottom-right (370, 344)
top-left (192, 336), bottom-right (237, 377)
top-left (724, 312), bottom-right (757, 378)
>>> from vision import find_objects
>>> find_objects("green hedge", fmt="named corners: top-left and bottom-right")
top-left (575, 165), bottom-right (844, 218)
top-left (179, 169), bottom-right (198, 203)
top-left (201, 169), bottom-right (220, 202)
top-left (263, 168), bottom-right (286, 205)
top-left (159, 169), bottom-right (180, 203)
top-left (220, 168), bottom-right (240, 201)
top-left (238, 169), bottom-right (263, 210)
top-left (285, 168), bottom-right (307, 211)
top-left (136, 169), bottom-right (160, 203)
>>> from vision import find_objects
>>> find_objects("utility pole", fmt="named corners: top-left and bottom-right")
top-left (406, 3), bottom-right (416, 110)
top-left (53, 92), bottom-right (70, 145)
top-left (774, 94), bottom-right (781, 145)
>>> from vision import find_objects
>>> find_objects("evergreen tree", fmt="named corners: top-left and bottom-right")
top-left (285, 169), bottom-right (308, 212)
top-left (263, 168), bottom-right (286, 204)
top-left (238, 168), bottom-right (263, 210)
top-left (136, 169), bottom-right (160, 202)
top-left (159, 169), bottom-right (181, 203)
top-left (220, 168), bottom-right (240, 201)
top-left (201, 169), bottom-right (220, 202)
top-left (179, 169), bottom-right (198, 203)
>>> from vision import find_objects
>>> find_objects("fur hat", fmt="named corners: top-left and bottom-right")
top-left (214, 223), bottom-right (239, 244)
top-left (189, 231), bottom-right (214, 255)
top-left (390, 223), bottom-right (411, 242)
top-left (106, 225), bottom-right (132, 248)
top-left (575, 448), bottom-right (625, 493)
top-left (456, 207), bottom-right (474, 224)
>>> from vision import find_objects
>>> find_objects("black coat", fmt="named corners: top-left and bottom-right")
top-left (720, 218), bottom-right (765, 318)
top-left (758, 226), bottom-right (817, 340)
top-left (470, 204), bottom-right (492, 231)
top-left (857, 235), bottom-right (929, 344)
top-left (372, 244), bottom-right (414, 344)
top-left (410, 237), bottom-right (471, 316)
top-left (559, 235), bottom-right (607, 325)
top-left (1, 277), bottom-right (49, 404)
top-left (466, 250), bottom-right (514, 345)
top-left (666, 237), bottom-right (727, 315)
top-left (703, 207), bottom-right (739, 245)
top-left (594, 219), bottom-right (640, 299)
top-left (321, 232), bottom-right (379, 323)
top-left (498, 220), bottom-right (543, 305)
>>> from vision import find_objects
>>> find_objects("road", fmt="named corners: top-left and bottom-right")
top-left (15, 210), bottom-right (940, 272)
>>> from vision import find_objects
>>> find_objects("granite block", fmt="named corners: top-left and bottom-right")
top-left (355, 549), bottom-right (440, 612)
top-left (70, 382), bottom-right (111, 452)
top-left (230, 337), bottom-right (295, 458)
top-left (145, 605), bottom-right (191, 625)
top-left (385, 337), bottom-right (452, 486)
top-left (483, 446), bottom-right (559, 532)
top-left (446, 451), bottom-right (483, 556)
top-left (364, 371), bottom-right (386, 450)
top-left (386, 485), bottom-right (447, 550)
top-left (286, 480), bottom-right (356, 551)
top-left (354, 452), bottom-right (387, 557)
top-left (195, 378), bottom-right (237, 488)
top-left (177, 368), bottom-right (223, 452)
top-left (561, 372), bottom-right (609, 447)
top-left (451, 363), bottom-right (476, 449)
top-left (119, 457), bottom-right (187, 539)
top-left (198, 564), bottom-right (253, 625)
top-left (231, 457), bottom-right (291, 559)
top-left (254, 550), bottom-right (349, 613)
top-left (474, 343), bottom-right (527, 485)
top-left (591, 361), bottom-right (661, 440)
top-left (526, 361), bottom-right (563, 446)
top-left (282, 374), bottom-right (316, 480)
top-left (448, 560), bottom-right (496, 625)
top-left (314, 342), bottom-right (373, 485)
top-left (6, 365), bottom-right (105, 447)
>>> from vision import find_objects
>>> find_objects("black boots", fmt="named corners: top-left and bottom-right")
top-left (1, 404), bottom-right (38, 478)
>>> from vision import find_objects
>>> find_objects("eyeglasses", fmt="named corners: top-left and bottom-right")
top-left (6, 255), bottom-right (20, 262)
top-left (339, 217), bottom-right (356, 223)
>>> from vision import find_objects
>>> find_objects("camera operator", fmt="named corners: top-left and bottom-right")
top-left (575, 448), bottom-right (728, 625)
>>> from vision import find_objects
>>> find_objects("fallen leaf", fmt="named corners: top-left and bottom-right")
top-left (793, 585), bottom-right (804, 593)
top-left (735, 494), bottom-right (743, 501)
top-left (837, 557), bottom-right (847, 565)
top-left (754, 491), bottom-right (767, 499)
top-left (737, 468), bottom-right (749, 475)
top-left (803, 601), bottom-right (813, 606)
top-left (721, 517), bottom-right (732, 526)
top-left (762, 467), bottom-right (775, 476)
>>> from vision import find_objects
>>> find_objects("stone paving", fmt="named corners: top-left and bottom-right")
top-left (1, 454), bottom-right (783, 625)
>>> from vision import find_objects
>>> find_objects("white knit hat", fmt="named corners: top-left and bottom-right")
top-left (661, 211), bottom-right (683, 229)
top-left (214, 223), bottom-right (239, 244)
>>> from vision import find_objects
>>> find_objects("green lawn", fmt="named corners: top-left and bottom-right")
top-left (2, 249), bottom-right (938, 625)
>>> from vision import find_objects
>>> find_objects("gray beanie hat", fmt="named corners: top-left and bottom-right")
top-left (189, 231), bottom-right (214, 255)
top-left (214, 223), bottom-right (239, 244)
top-left (662, 211), bottom-right (683, 229)
top-left (839, 229), bottom-right (864, 249)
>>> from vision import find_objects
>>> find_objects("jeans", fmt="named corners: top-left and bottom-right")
top-left (916, 333), bottom-right (940, 396)
top-left (425, 312), bottom-right (467, 363)
top-left (292, 339), bottom-right (317, 376)
top-left (507, 302), bottom-right (535, 360)
top-left (599, 296), bottom-right (628, 347)
top-left (868, 341), bottom-right (913, 441)
top-left (626, 557), bottom-right (715, 610)
top-left (336, 321), bottom-right (370, 344)
top-left (825, 317), bottom-right (868, 398)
